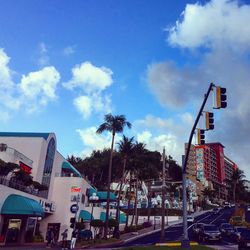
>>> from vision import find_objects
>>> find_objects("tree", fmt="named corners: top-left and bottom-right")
top-left (96, 113), bottom-right (131, 239)
top-left (231, 168), bottom-right (246, 204)
top-left (115, 136), bottom-right (134, 226)
top-left (0, 161), bottom-right (18, 176)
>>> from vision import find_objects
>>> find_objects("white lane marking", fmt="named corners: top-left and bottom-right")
top-left (187, 212), bottom-right (212, 230)
top-left (210, 211), bottom-right (227, 224)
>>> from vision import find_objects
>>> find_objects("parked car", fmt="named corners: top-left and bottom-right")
top-left (187, 215), bottom-right (194, 224)
top-left (213, 208), bottom-right (220, 214)
top-left (198, 224), bottom-right (222, 242)
top-left (219, 223), bottom-right (235, 236)
top-left (234, 227), bottom-right (247, 242)
top-left (238, 228), bottom-right (250, 250)
top-left (192, 223), bottom-right (205, 237)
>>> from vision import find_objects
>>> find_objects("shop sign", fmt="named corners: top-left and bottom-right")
top-left (71, 186), bottom-right (81, 193)
top-left (39, 200), bottom-right (56, 213)
top-left (19, 161), bottom-right (32, 174)
top-left (70, 204), bottom-right (79, 214)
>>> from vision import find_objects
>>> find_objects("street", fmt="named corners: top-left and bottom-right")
top-left (121, 207), bottom-right (239, 249)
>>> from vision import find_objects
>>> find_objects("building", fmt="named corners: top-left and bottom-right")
top-left (186, 142), bottom-right (237, 204)
top-left (0, 132), bottom-right (117, 246)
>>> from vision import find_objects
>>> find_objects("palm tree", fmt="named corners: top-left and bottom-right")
top-left (96, 113), bottom-right (131, 238)
top-left (115, 136), bottom-right (134, 226)
top-left (231, 168), bottom-right (245, 204)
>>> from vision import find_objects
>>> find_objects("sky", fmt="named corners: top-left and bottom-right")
top-left (0, 0), bottom-right (250, 179)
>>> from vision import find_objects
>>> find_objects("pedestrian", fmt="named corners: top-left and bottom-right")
top-left (70, 229), bottom-right (78, 249)
top-left (61, 229), bottom-right (68, 250)
top-left (46, 229), bottom-right (52, 248)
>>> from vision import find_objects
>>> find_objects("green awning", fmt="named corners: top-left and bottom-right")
top-left (79, 210), bottom-right (93, 222)
top-left (1, 194), bottom-right (44, 217)
top-left (119, 212), bottom-right (127, 224)
top-left (96, 191), bottom-right (117, 201)
top-left (100, 211), bottom-right (113, 221)
top-left (62, 161), bottom-right (82, 177)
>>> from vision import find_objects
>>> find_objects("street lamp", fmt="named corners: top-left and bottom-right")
top-left (160, 147), bottom-right (166, 242)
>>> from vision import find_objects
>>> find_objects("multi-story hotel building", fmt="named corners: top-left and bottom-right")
top-left (186, 142), bottom-right (237, 203)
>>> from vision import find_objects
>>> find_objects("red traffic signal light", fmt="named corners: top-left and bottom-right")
top-left (216, 87), bottom-right (227, 109)
top-left (205, 112), bottom-right (214, 130)
top-left (197, 129), bottom-right (205, 145)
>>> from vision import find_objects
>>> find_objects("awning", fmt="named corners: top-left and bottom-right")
top-left (96, 191), bottom-right (117, 202)
top-left (1, 194), bottom-right (44, 217)
top-left (119, 212), bottom-right (127, 224)
top-left (62, 161), bottom-right (82, 177)
top-left (79, 210), bottom-right (93, 222)
top-left (100, 211), bottom-right (113, 221)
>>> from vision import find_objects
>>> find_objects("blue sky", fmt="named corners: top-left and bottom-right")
top-left (0, 0), bottom-right (250, 179)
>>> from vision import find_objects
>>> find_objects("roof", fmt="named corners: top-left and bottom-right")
top-left (1, 194), bottom-right (44, 217)
top-left (61, 161), bottom-right (82, 177)
top-left (0, 132), bottom-right (50, 140)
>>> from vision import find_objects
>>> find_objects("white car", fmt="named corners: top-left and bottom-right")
top-left (187, 215), bottom-right (194, 223)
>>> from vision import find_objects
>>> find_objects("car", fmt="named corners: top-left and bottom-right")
top-left (213, 208), bottom-right (220, 214)
top-left (219, 223), bottom-right (235, 236)
top-left (192, 223), bottom-right (205, 237)
top-left (238, 228), bottom-right (250, 250)
top-left (247, 205), bottom-right (250, 212)
top-left (187, 215), bottom-right (194, 224)
top-left (198, 224), bottom-right (222, 242)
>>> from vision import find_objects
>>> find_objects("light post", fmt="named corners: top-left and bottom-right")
top-left (160, 147), bottom-right (166, 242)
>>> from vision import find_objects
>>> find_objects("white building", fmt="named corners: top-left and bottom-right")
top-left (0, 132), bottom-right (116, 246)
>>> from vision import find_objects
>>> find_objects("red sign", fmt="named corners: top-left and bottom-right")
top-left (71, 186), bottom-right (81, 193)
top-left (19, 161), bottom-right (32, 174)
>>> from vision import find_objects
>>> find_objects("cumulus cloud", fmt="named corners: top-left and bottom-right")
top-left (167, 0), bottom-right (250, 51)
top-left (0, 48), bottom-right (60, 115)
top-left (76, 126), bottom-right (121, 157)
top-left (64, 61), bottom-right (113, 93)
top-left (146, 0), bottom-right (250, 177)
top-left (64, 61), bottom-right (113, 119)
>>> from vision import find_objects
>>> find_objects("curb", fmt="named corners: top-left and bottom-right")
top-left (155, 241), bottom-right (199, 247)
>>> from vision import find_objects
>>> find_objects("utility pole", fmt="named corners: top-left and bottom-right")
top-left (181, 82), bottom-right (215, 248)
top-left (160, 147), bottom-right (166, 242)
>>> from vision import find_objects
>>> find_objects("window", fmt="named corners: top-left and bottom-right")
top-left (42, 138), bottom-right (55, 192)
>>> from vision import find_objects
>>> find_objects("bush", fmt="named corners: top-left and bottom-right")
top-left (108, 219), bottom-right (119, 228)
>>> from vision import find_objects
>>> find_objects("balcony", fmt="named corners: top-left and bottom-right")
top-left (0, 176), bottom-right (47, 198)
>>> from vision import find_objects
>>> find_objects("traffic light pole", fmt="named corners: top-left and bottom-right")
top-left (181, 82), bottom-right (214, 248)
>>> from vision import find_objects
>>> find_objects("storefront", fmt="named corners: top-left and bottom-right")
top-left (0, 194), bottom-right (44, 245)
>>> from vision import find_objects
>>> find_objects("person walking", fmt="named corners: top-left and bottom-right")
top-left (61, 229), bottom-right (68, 250)
top-left (46, 229), bottom-right (53, 248)
top-left (70, 229), bottom-right (78, 249)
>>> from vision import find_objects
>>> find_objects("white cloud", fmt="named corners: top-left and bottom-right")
top-left (76, 126), bottom-right (123, 158)
top-left (38, 42), bottom-right (50, 67)
top-left (64, 61), bottom-right (113, 93)
top-left (0, 45), bottom-right (60, 114)
top-left (146, 0), bottom-right (250, 178)
top-left (20, 66), bottom-right (60, 100)
top-left (64, 61), bottom-right (114, 119)
top-left (74, 96), bottom-right (92, 119)
top-left (168, 0), bottom-right (250, 51)
top-left (63, 46), bottom-right (75, 56)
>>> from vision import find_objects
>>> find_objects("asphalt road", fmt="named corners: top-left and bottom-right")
top-left (121, 207), bottom-right (238, 248)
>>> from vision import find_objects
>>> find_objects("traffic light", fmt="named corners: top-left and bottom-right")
top-left (216, 87), bottom-right (227, 108)
top-left (70, 217), bottom-right (75, 228)
top-left (197, 129), bottom-right (205, 145)
top-left (205, 112), bottom-right (214, 130)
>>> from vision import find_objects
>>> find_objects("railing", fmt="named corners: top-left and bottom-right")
top-left (0, 176), bottom-right (47, 198)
